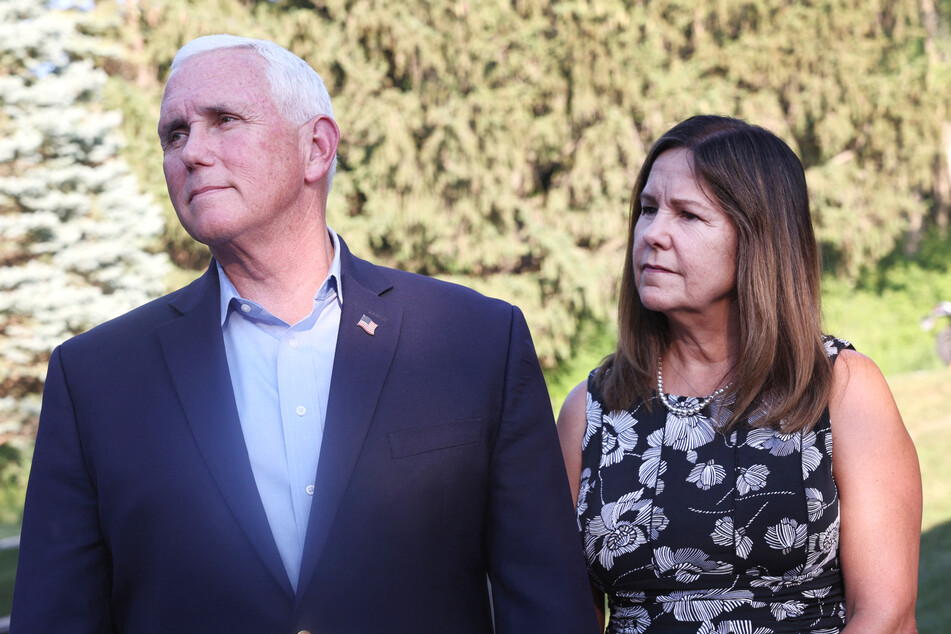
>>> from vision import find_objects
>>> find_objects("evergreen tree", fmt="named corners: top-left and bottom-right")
top-left (0, 0), bottom-right (170, 443)
top-left (103, 0), bottom-right (951, 365)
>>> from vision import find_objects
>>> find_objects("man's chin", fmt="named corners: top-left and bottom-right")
top-left (176, 211), bottom-right (239, 247)
top-left (178, 224), bottom-right (238, 251)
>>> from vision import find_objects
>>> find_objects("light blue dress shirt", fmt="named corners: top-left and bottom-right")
top-left (217, 228), bottom-right (342, 590)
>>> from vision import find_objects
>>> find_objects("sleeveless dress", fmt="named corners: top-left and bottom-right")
top-left (577, 337), bottom-right (852, 633)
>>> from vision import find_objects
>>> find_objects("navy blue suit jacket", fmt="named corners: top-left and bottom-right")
top-left (12, 238), bottom-right (597, 633)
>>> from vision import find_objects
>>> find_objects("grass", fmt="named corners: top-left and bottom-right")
top-left (0, 546), bottom-right (14, 620)
top-left (890, 370), bottom-right (951, 633)
top-left (543, 321), bottom-right (617, 411)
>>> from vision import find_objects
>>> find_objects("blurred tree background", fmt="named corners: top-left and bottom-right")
top-left (3, 0), bottom-right (951, 627)
top-left (0, 0), bottom-right (170, 522)
top-left (3, 0), bottom-right (951, 557)
top-left (100, 0), bottom-right (951, 366)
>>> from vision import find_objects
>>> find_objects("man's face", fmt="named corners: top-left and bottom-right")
top-left (158, 48), bottom-right (308, 250)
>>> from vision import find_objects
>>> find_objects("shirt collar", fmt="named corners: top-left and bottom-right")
top-left (218, 226), bottom-right (344, 327)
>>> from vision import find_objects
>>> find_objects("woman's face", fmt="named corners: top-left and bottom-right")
top-left (633, 147), bottom-right (738, 321)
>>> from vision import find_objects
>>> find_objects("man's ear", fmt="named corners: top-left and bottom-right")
top-left (303, 114), bottom-right (340, 184)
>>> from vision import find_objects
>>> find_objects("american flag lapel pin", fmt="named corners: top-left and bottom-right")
top-left (357, 314), bottom-right (378, 336)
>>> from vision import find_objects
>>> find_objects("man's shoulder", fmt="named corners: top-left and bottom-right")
top-left (386, 265), bottom-right (502, 301)
top-left (59, 272), bottom-right (208, 352)
top-left (358, 259), bottom-right (513, 317)
top-left (339, 235), bottom-right (512, 313)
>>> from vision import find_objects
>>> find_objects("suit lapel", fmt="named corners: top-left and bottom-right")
top-left (156, 267), bottom-right (293, 597)
top-left (297, 244), bottom-right (402, 596)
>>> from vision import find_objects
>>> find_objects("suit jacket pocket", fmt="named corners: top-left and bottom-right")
top-left (388, 420), bottom-right (482, 458)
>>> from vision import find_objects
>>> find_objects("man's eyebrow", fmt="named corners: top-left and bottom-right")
top-left (198, 104), bottom-right (234, 117)
top-left (158, 116), bottom-right (185, 140)
top-left (159, 105), bottom-right (237, 138)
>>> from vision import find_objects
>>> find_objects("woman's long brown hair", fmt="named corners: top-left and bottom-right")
top-left (596, 115), bottom-right (832, 433)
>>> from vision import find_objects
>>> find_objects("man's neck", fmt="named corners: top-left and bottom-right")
top-left (213, 224), bottom-right (335, 324)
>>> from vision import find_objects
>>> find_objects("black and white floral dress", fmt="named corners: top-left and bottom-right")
top-left (578, 338), bottom-right (852, 633)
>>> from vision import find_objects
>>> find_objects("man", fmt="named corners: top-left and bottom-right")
top-left (12, 35), bottom-right (597, 633)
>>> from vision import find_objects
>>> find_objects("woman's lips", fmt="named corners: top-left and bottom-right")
top-left (189, 185), bottom-right (228, 202)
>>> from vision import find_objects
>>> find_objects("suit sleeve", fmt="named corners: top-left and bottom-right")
top-left (11, 346), bottom-right (113, 632)
top-left (485, 307), bottom-right (600, 633)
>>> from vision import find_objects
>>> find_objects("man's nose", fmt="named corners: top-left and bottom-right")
top-left (180, 127), bottom-right (214, 167)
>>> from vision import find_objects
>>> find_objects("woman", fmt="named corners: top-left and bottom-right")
top-left (557, 115), bottom-right (921, 633)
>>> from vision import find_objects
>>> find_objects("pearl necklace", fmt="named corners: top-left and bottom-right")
top-left (656, 357), bottom-right (732, 418)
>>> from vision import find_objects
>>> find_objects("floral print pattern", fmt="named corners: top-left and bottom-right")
top-left (578, 337), bottom-right (852, 633)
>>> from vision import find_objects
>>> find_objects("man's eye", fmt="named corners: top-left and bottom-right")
top-left (162, 131), bottom-right (186, 149)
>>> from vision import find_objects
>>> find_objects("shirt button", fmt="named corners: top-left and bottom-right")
top-left (240, 303), bottom-right (251, 313)
top-left (289, 338), bottom-right (298, 349)
top-left (305, 484), bottom-right (315, 496)
top-left (296, 405), bottom-right (306, 416)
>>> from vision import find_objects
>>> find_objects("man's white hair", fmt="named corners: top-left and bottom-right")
top-left (169, 34), bottom-right (337, 188)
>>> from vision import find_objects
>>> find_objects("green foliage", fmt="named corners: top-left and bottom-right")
top-left (821, 274), bottom-right (944, 375)
top-left (820, 228), bottom-right (951, 375)
top-left (0, 441), bottom-right (29, 528)
top-left (543, 319), bottom-right (617, 410)
top-left (868, 223), bottom-right (951, 281)
top-left (99, 0), bottom-right (951, 367)
top-left (0, 441), bottom-right (27, 616)
top-left (0, 545), bottom-right (17, 618)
